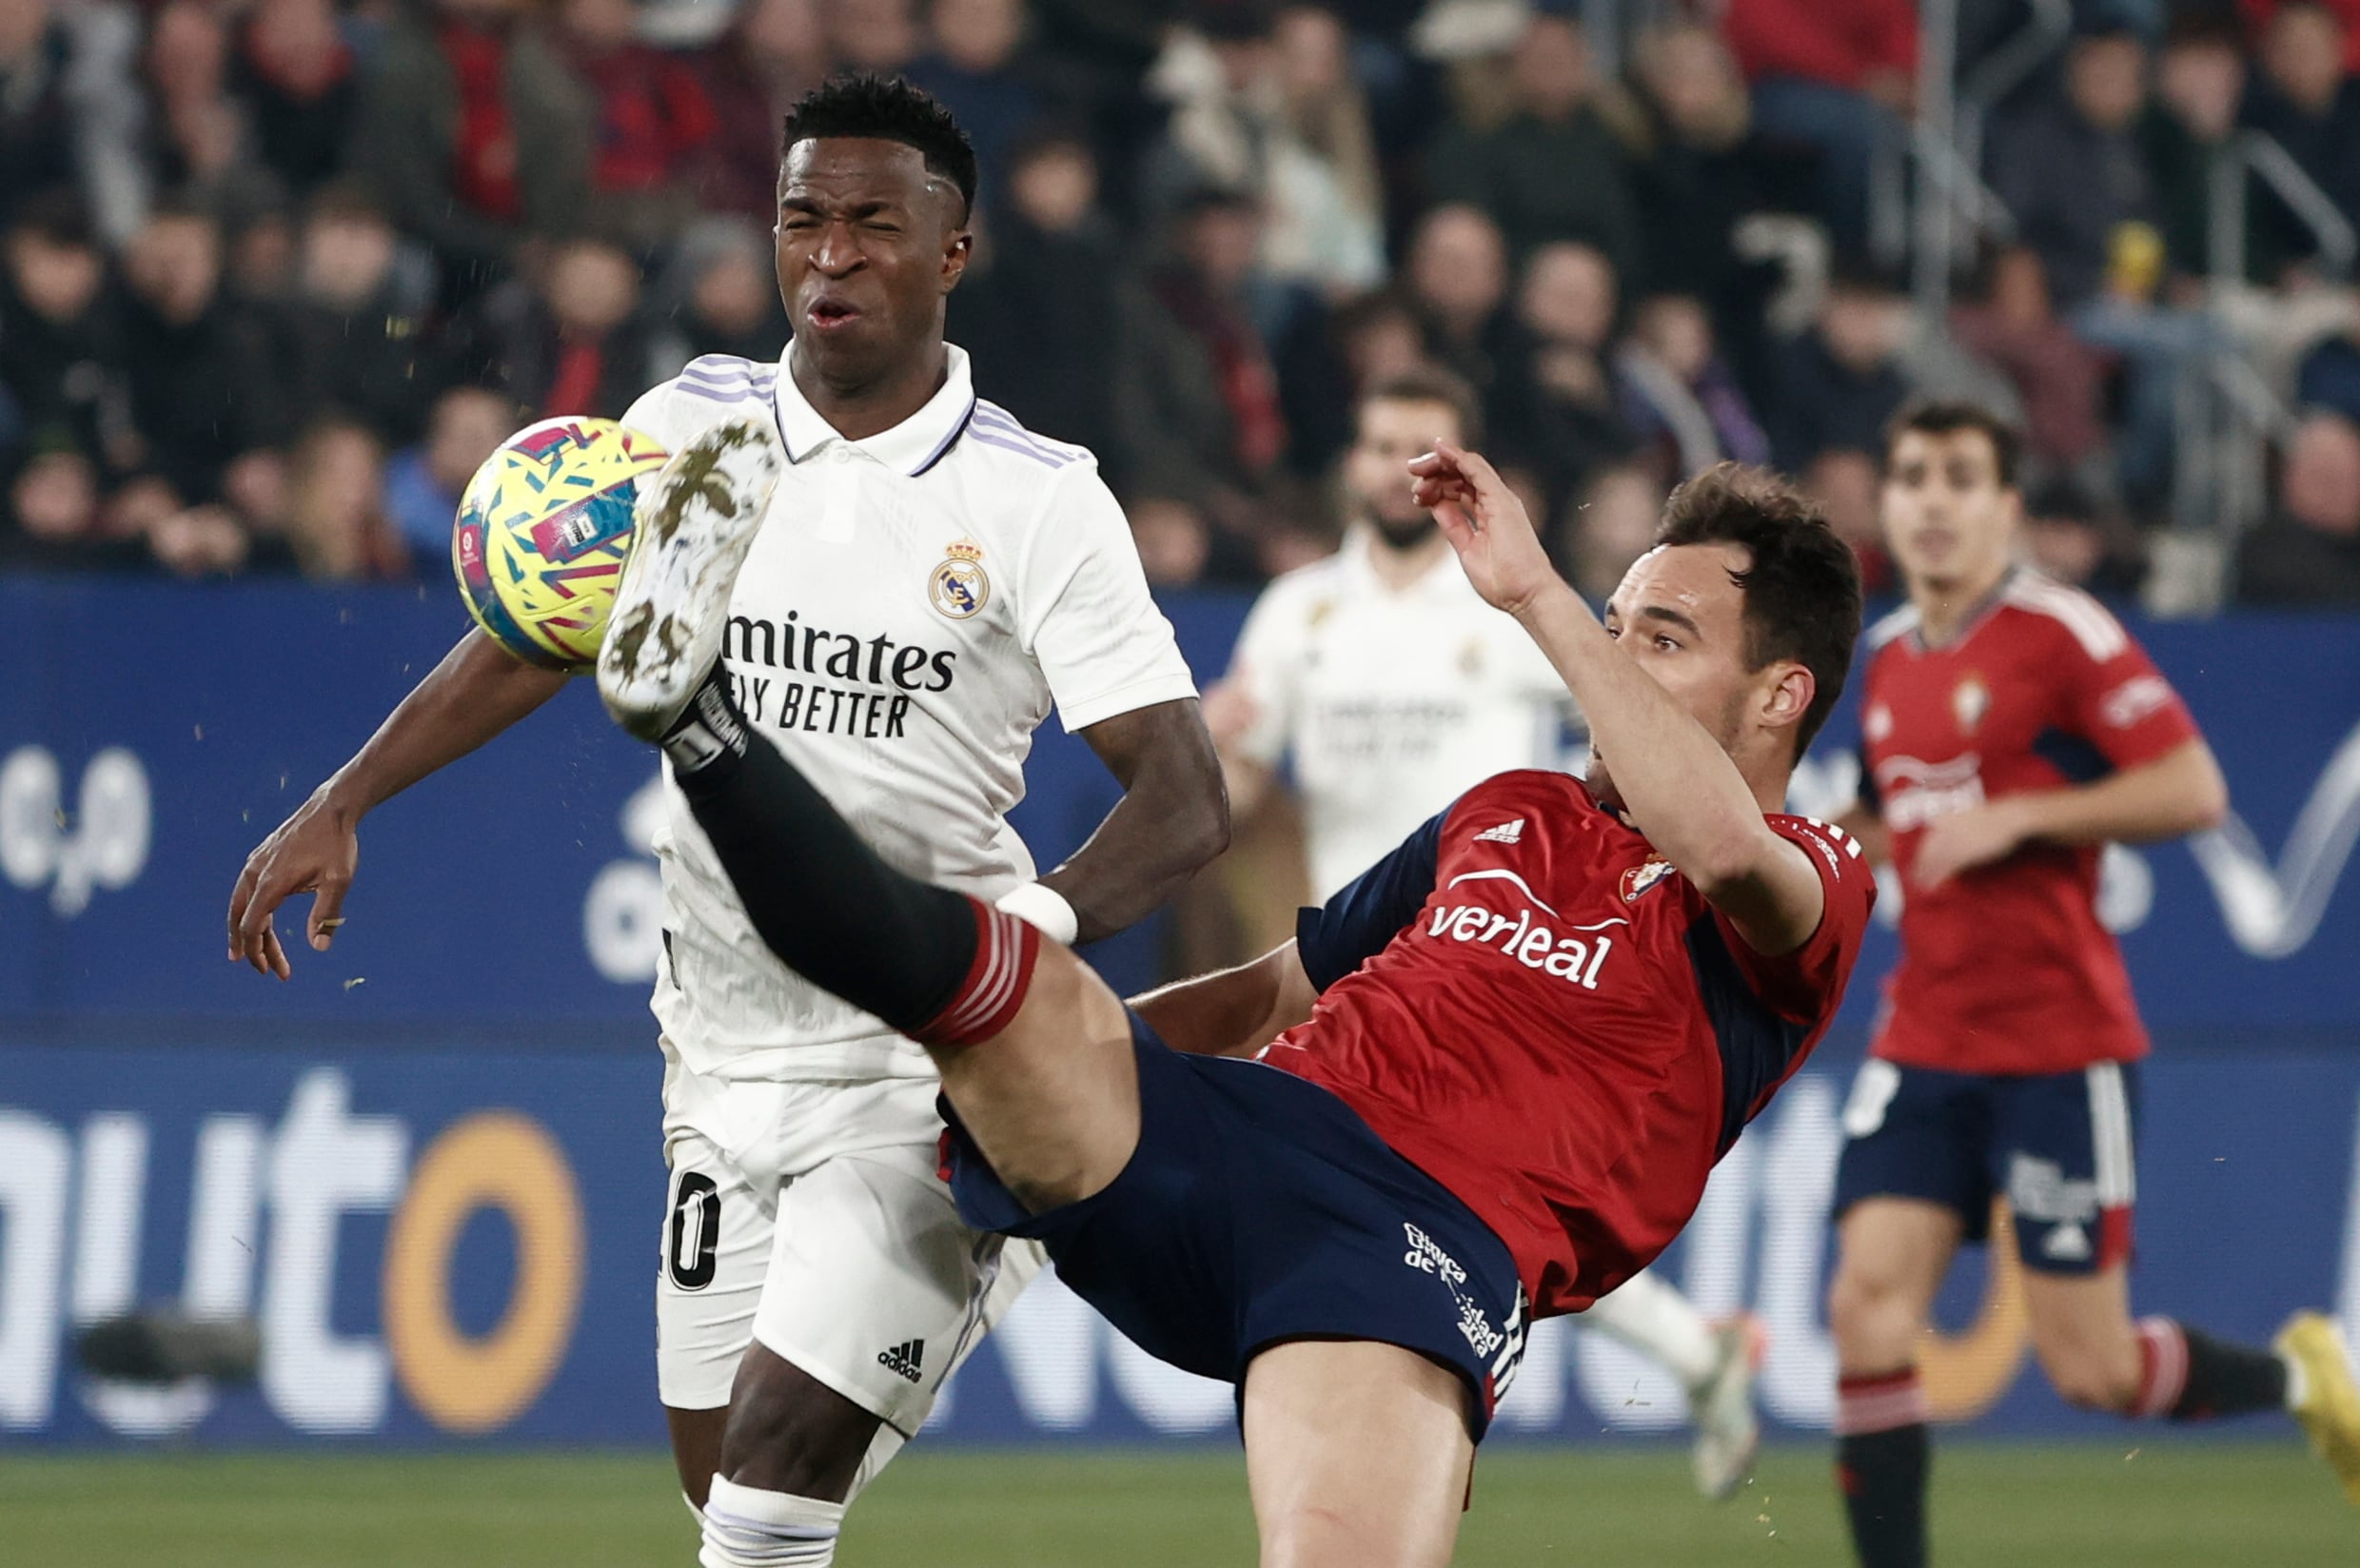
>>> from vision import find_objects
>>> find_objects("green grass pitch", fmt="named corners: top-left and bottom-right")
top-left (2, 1441), bottom-right (2349, 1565)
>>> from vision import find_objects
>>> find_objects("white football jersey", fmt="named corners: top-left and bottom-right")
top-left (1228, 531), bottom-right (1574, 900)
top-left (621, 345), bottom-right (1197, 1082)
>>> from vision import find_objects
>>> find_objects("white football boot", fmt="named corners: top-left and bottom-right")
top-left (598, 416), bottom-right (784, 740)
top-left (1689, 1314), bottom-right (1765, 1501)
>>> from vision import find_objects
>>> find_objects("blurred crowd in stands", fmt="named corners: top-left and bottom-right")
top-left (5, 0), bottom-right (2360, 606)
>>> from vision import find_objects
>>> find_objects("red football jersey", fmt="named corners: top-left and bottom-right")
top-left (1265, 768), bottom-right (1875, 1318)
top-left (1858, 572), bottom-right (2201, 1074)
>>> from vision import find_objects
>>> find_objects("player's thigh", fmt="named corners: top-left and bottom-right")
top-left (1829, 1061), bottom-right (1984, 1340)
top-left (748, 1127), bottom-right (1019, 1448)
top-left (656, 1132), bottom-right (772, 1414)
top-left (1242, 1340), bottom-right (1475, 1568)
top-left (932, 941), bottom-right (1141, 1212)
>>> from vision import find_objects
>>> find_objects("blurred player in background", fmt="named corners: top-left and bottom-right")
top-left (594, 420), bottom-right (1870, 1566)
top-left (227, 76), bottom-right (1229, 1568)
top-left (1825, 401), bottom-right (2360, 1568)
top-left (1210, 367), bottom-right (1767, 1498)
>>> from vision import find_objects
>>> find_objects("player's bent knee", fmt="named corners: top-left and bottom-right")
top-left (718, 1345), bottom-right (884, 1502)
top-left (1827, 1267), bottom-right (1918, 1368)
top-left (1259, 1507), bottom-right (1450, 1568)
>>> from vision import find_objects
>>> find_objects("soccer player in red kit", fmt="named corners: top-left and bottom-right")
top-left (595, 418), bottom-right (1872, 1565)
top-left (1825, 402), bottom-right (2360, 1568)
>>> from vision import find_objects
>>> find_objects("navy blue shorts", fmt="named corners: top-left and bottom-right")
top-left (943, 1012), bottom-right (1529, 1438)
top-left (1831, 1058), bottom-right (2142, 1275)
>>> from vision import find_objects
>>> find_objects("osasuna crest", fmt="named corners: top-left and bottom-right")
top-left (1622, 856), bottom-right (1676, 902)
top-left (930, 539), bottom-right (990, 619)
top-left (1953, 675), bottom-right (1991, 735)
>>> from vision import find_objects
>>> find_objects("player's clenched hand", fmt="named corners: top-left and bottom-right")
top-left (1409, 441), bottom-right (1557, 617)
top-left (1910, 799), bottom-right (2032, 890)
top-left (226, 787), bottom-right (361, 979)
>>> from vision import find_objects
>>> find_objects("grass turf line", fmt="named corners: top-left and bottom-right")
top-left (0, 1441), bottom-right (2348, 1566)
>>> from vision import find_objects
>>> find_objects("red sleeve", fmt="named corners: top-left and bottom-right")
top-left (1710, 815), bottom-right (1878, 1024)
top-left (2056, 617), bottom-right (2202, 773)
top-left (1858, 0), bottom-right (1918, 78)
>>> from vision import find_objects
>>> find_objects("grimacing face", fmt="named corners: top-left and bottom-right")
top-left (776, 137), bottom-right (969, 390)
top-left (1880, 427), bottom-right (2019, 596)
top-left (1347, 396), bottom-right (1462, 543)
top-left (1589, 542), bottom-right (1810, 810)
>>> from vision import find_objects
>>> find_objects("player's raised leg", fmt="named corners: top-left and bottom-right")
top-left (1826, 1197), bottom-right (1962, 1568)
top-left (1582, 1269), bottom-right (1762, 1499)
top-left (1243, 1341), bottom-right (1475, 1568)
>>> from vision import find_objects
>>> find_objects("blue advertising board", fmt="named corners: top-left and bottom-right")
top-left (3, 579), bottom-right (2358, 1447)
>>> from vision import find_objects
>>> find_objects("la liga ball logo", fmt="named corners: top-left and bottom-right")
top-left (930, 539), bottom-right (991, 619)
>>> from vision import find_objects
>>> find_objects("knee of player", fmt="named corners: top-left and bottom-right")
top-left (1827, 1268), bottom-right (1918, 1358)
top-left (2034, 1339), bottom-right (2140, 1414)
top-left (1258, 1504), bottom-right (1428, 1568)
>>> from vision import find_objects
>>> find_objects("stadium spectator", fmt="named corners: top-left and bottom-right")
top-left (384, 383), bottom-right (519, 554)
top-left (1623, 21), bottom-right (1804, 363)
top-left (266, 417), bottom-right (409, 580)
top-left (1491, 239), bottom-right (1634, 503)
top-left (684, 0), bottom-right (828, 220)
top-left (1763, 270), bottom-right (1912, 474)
top-left (146, 492), bottom-right (257, 577)
top-left (1128, 493), bottom-right (1214, 587)
top-left (1558, 461), bottom-right (1662, 603)
top-left (1949, 246), bottom-right (2112, 484)
top-left (348, 0), bottom-right (594, 295)
top-left (141, 1), bottom-right (280, 218)
top-left (463, 235), bottom-right (657, 420)
top-left (2241, 0), bottom-right (2360, 69)
top-left (231, 0), bottom-right (361, 198)
top-left (2236, 409), bottom-right (2360, 603)
top-left (826, 0), bottom-right (920, 74)
top-left (2144, 16), bottom-right (2249, 284)
top-left (2, 442), bottom-right (146, 569)
top-left (1801, 444), bottom-right (1893, 594)
top-left (1614, 292), bottom-right (1769, 482)
top-left (288, 181), bottom-right (448, 447)
top-left (2024, 479), bottom-right (2147, 597)
top-left (906, 0), bottom-right (1047, 205)
top-left (649, 216), bottom-right (791, 371)
top-left (2241, 1), bottom-right (2360, 268)
top-left (1720, 0), bottom-right (1916, 256)
top-left (114, 200), bottom-right (289, 517)
top-left (1113, 186), bottom-right (1288, 510)
top-left (0, 190), bottom-right (122, 480)
top-left (0, 0), bottom-right (144, 244)
top-left (1402, 202), bottom-right (1514, 406)
top-left (1988, 22), bottom-right (2158, 312)
top-left (550, 0), bottom-right (718, 248)
top-left (1424, 11), bottom-right (1639, 277)
top-left (953, 127), bottom-right (1124, 463)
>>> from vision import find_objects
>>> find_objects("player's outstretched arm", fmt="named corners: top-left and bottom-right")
top-left (1130, 941), bottom-right (1318, 1059)
top-left (226, 629), bottom-right (567, 976)
top-left (1913, 735), bottom-right (2227, 888)
top-left (1411, 441), bottom-right (1824, 953)
top-left (1039, 697), bottom-right (1230, 944)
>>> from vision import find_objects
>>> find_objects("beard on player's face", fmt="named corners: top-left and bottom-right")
top-left (1369, 508), bottom-right (1439, 551)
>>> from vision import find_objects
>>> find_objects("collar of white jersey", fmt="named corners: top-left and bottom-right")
top-left (770, 342), bottom-right (977, 476)
top-left (1341, 524), bottom-right (1473, 599)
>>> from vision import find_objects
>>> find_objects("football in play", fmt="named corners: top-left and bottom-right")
top-left (451, 418), bottom-right (672, 671)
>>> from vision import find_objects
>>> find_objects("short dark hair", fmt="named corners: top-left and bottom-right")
top-left (1362, 363), bottom-right (1484, 447)
top-left (10, 187), bottom-right (92, 248)
top-left (779, 73), bottom-right (978, 220)
top-left (1883, 399), bottom-right (2023, 489)
top-left (1653, 463), bottom-right (1864, 757)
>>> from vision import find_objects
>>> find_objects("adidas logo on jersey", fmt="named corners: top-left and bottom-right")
top-left (1474, 818), bottom-right (1525, 845)
top-left (877, 1339), bottom-right (926, 1384)
top-left (2042, 1223), bottom-right (2093, 1264)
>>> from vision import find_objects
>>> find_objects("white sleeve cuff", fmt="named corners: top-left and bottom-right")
top-left (995, 881), bottom-right (1080, 946)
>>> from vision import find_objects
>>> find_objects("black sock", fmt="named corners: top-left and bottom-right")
top-left (1838, 1425), bottom-right (1927, 1568)
top-left (2170, 1323), bottom-right (2288, 1421)
top-left (665, 671), bottom-right (977, 1034)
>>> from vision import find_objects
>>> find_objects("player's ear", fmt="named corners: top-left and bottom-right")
top-left (940, 226), bottom-right (973, 295)
top-left (1760, 662), bottom-right (1815, 734)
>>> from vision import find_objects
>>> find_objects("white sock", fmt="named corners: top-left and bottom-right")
top-left (699, 1476), bottom-right (844, 1568)
top-left (1581, 1269), bottom-right (1721, 1387)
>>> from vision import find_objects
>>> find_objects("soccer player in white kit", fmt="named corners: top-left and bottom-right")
top-left (227, 77), bottom-right (1229, 1566)
top-left (1209, 365), bottom-right (1766, 1499)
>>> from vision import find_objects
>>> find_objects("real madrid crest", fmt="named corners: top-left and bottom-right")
top-left (1622, 857), bottom-right (1675, 902)
top-left (1952, 675), bottom-right (1990, 735)
top-left (930, 539), bottom-right (990, 619)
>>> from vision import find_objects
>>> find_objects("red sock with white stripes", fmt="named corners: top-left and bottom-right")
top-left (2134, 1318), bottom-right (2290, 1421)
top-left (1836, 1368), bottom-right (1929, 1568)
top-left (909, 896), bottom-right (1041, 1049)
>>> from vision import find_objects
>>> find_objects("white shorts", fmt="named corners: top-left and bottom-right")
top-left (656, 1047), bottom-right (1044, 1437)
